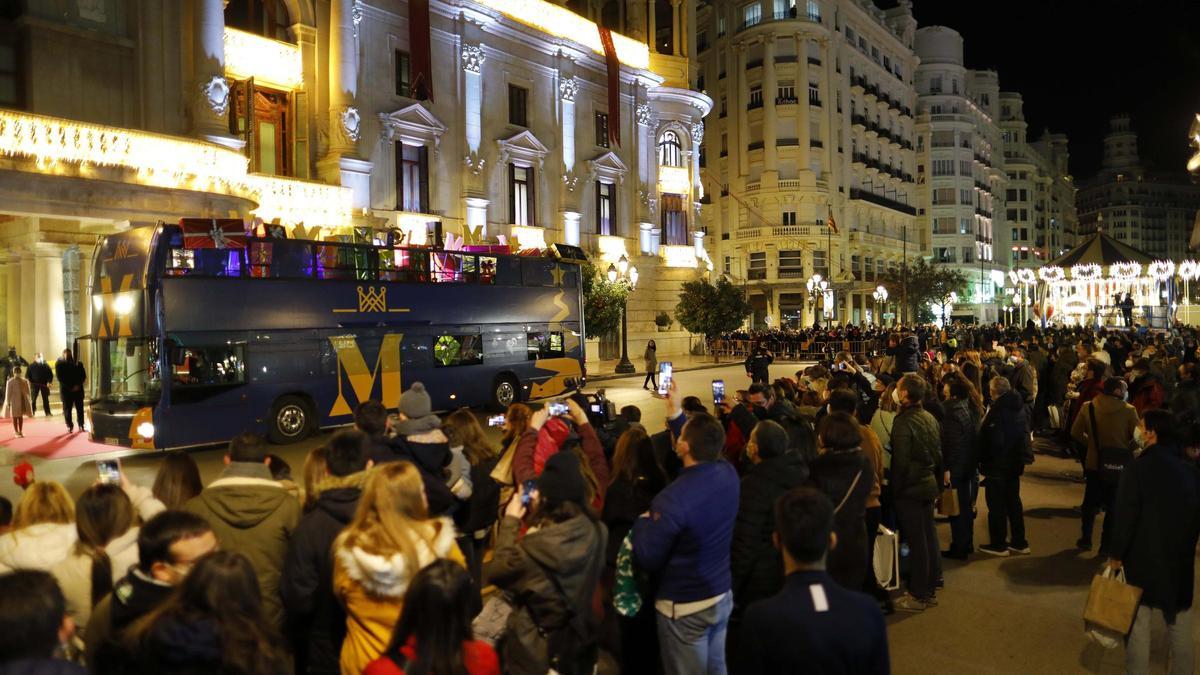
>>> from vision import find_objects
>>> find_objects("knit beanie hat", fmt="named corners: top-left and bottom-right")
top-left (538, 450), bottom-right (586, 506)
top-left (400, 382), bottom-right (432, 419)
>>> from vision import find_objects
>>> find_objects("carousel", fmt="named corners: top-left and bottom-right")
top-left (1033, 229), bottom-right (1196, 328)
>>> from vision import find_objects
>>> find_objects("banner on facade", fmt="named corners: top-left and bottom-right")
top-left (598, 26), bottom-right (620, 147)
top-left (410, 0), bottom-right (434, 102)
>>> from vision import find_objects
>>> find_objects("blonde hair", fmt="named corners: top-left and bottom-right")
top-left (879, 383), bottom-right (900, 413)
top-left (339, 462), bottom-right (431, 574)
top-left (13, 481), bottom-right (74, 530)
top-left (302, 446), bottom-right (328, 510)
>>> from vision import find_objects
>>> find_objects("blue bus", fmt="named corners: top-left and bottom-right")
top-left (86, 220), bottom-right (585, 449)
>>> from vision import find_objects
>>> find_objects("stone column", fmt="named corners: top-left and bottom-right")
top-left (736, 44), bottom-right (749, 177)
top-left (19, 249), bottom-right (34, 358)
top-left (0, 259), bottom-right (7, 351)
top-left (32, 244), bottom-right (66, 357)
top-left (762, 36), bottom-right (778, 182)
top-left (319, 0), bottom-right (370, 192)
top-left (192, 0), bottom-right (236, 147)
top-left (5, 252), bottom-right (19, 357)
top-left (817, 38), bottom-right (830, 178)
top-left (669, 0), bottom-right (681, 56)
top-left (797, 35), bottom-right (810, 173)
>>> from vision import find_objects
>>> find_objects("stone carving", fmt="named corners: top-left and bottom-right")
top-left (200, 76), bottom-right (231, 116)
top-left (461, 45), bottom-right (485, 73)
top-left (691, 121), bottom-right (705, 144)
top-left (341, 106), bottom-right (362, 142)
top-left (636, 103), bottom-right (655, 126)
top-left (559, 77), bottom-right (578, 102)
top-left (562, 171), bottom-right (580, 191)
top-left (464, 152), bottom-right (487, 175)
top-left (351, 0), bottom-right (363, 37)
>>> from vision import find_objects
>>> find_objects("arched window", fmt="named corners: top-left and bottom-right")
top-left (658, 131), bottom-right (683, 167)
top-left (226, 0), bottom-right (292, 42)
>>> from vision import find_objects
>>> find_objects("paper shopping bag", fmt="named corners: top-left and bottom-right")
top-left (936, 487), bottom-right (960, 517)
top-left (1084, 567), bottom-right (1142, 638)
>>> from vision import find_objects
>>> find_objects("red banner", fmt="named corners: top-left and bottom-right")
top-left (598, 27), bottom-right (620, 147)
top-left (179, 218), bottom-right (247, 250)
top-left (409, 0), bottom-right (434, 102)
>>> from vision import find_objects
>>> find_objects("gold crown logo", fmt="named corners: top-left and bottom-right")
top-left (357, 286), bottom-right (387, 313)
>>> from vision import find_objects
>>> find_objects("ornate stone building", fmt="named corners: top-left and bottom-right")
top-left (0, 0), bottom-right (709, 362)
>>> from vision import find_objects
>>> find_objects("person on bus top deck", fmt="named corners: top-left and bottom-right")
top-left (387, 383), bottom-right (472, 514)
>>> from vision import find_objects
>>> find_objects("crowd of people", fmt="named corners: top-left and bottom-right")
top-left (1, 346), bottom-right (90, 436)
top-left (0, 321), bottom-right (1198, 674)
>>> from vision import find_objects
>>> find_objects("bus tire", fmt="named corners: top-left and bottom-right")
top-left (491, 375), bottom-right (520, 411)
top-left (268, 395), bottom-right (313, 444)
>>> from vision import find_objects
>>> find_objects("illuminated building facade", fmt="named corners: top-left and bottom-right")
top-left (1077, 115), bottom-right (1200, 263)
top-left (698, 0), bottom-right (920, 328)
top-left (0, 0), bottom-right (710, 361)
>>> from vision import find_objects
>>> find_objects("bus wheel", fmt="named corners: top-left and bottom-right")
top-left (269, 395), bottom-right (312, 444)
top-left (491, 376), bottom-right (519, 411)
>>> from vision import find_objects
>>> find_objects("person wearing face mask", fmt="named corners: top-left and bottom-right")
top-left (1127, 357), bottom-right (1165, 416)
top-left (1070, 377), bottom-right (1138, 554)
top-left (888, 375), bottom-right (942, 612)
top-left (1006, 347), bottom-right (1038, 420)
top-left (1108, 409), bottom-right (1200, 675)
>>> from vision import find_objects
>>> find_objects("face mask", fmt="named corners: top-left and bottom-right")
top-left (752, 405), bottom-right (768, 420)
top-left (1125, 359), bottom-right (1134, 368)
top-left (1123, 391), bottom-right (1129, 402)
top-left (892, 389), bottom-right (902, 406)
top-left (1133, 425), bottom-right (1146, 448)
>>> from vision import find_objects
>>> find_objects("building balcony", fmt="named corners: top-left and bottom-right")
top-left (747, 141), bottom-right (764, 151)
top-left (747, 99), bottom-right (764, 111)
top-left (778, 138), bottom-right (800, 147)
top-left (849, 188), bottom-right (917, 216)
top-left (776, 97), bottom-right (799, 105)
top-left (810, 139), bottom-right (823, 148)
top-left (851, 114), bottom-right (867, 128)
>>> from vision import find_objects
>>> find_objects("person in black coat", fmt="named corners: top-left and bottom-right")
top-left (939, 378), bottom-right (981, 559)
top-left (54, 349), bottom-right (86, 433)
top-left (281, 430), bottom-right (370, 675)
top-left (808, 413), bottom-right (874, 591)
top-left (744, 345), bottom-right (774, 384)
top-left (730, 420), bottom-right (811, 614)
top-left (888, 334), bottom-right (920, 375)
top-left (1109, 410), bottom-right (1200, 674)
top-left (977, 378), bottom-right (1030, 557)
top-left (738, 487), bottom-right (889, 674)
top-left (354, 400), bottom-right (457, 517)
top-left (25, 353), bottom-right (52, 417)
top-left (602, 428), bottom-right (667, 568)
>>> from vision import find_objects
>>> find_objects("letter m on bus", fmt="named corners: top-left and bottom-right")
top-left (328, 334), bottom-right (403, 417)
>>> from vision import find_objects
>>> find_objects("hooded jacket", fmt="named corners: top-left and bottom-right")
top-left (889, 404), bottom-right (941, 501)
top-left (333, 518), bottom-right (464, 675)
top-left (51, 526), bottom-right (140, 640)
top-left (281, 472), bottom-right (365, 675)
top-left (0, 522), bottom-right (77, 573)
top-left (1070, 394), bottom-right (1138, 472)
top-left (730, 452), bottom-right (809, 609)
top-left (368, 434), bottom-right (458, 517)
top-left (512, 423), bottom-right (610, 508)
top-left (979, 390), bottom-right (1030, 479)
top-left (487, 514), bottom-right (607, 675)
top-left (808, 448), bottom-right (875, 591)
top-left (84, 569), bottom-right (176, 675)
top-left (184, 463), bottom-right (301, 630)
top-left (889, 335), bottom-right (920, 375)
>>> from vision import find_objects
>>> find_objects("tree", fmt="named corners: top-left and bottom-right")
top-left (883, 258), bottom-right (968, 324)
top-left (675, 276), bottom-right (752, 359)
top-left (581, 261), bottom-right (629, 339)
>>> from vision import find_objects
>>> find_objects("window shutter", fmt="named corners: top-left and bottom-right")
top-left (508, 163), bottom-right (516, 224)
top-left (400, 142), bottom-right (410, 211)
top-left (595, 181), bottom-right (602, 234)
top-left (418, 146), bottom-right (430, 213)
top-left (527, 166), bottom-right (536, 226)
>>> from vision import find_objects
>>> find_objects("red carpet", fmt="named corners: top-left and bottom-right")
top-left (0, 415), bottom-right (124, 460)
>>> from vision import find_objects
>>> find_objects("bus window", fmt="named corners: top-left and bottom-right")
top-left (166, 248), bottom-right (243, 277)
top-left (172, 345), bottom-right (247, 387)
top-left (433, 334), bottom-right (483, 367)
top-left (95, 338), bottom-right (161, 403)
top-left (477, 256), bottom-right (497, 284)
top-left (527, 331), bottom-right (564, 360)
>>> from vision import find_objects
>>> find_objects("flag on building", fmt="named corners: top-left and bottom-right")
top-left (827, 207), bottom-right (839, 234)
top-left (598, 26), bottom-right (621, 147)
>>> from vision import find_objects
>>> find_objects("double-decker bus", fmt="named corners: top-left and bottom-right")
top-left (87, 220), bottom-right (585, 450)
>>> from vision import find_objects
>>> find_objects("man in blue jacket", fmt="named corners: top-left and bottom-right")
top-left (632, 381), bottom-right (740, 675)
top-left (738, 487), bottom-right (889, 674)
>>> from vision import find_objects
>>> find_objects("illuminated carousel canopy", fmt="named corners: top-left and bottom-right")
top-left (1048, 230), bottom-right (1153, 268)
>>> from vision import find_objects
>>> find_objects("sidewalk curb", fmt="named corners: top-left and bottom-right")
top-left (587, 361), bottom-right (734, 383)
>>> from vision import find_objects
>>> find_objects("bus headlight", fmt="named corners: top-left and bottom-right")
top-left (136, 422), bottom-right (155, 439)
top-left (114, 295), bottom-right (135, 315)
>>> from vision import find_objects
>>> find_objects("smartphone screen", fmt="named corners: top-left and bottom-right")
top-left (96, 459), bottom-right (120, 486)
top-left (548, 401), bottom-right (569, 416)
top-left (520, 479), bottom-right (537, 506)
top-left (487, 414), bottom-right (506, 427)
top-left (657, 361), bottom-right (673, 396)
top-left (712, 379), bottom-right (725, 405)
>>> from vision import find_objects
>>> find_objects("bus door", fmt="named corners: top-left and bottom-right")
top-left (161, 338), bottom-right (251, 447)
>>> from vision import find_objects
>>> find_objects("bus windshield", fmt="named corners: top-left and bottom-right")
top-left (94, 337), bottom-right (162, 404)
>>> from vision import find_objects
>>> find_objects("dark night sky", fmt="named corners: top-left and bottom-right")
top-left (885, 0), bottom-right (1200, 180)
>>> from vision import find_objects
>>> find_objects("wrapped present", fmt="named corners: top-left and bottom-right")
top-left (180, 218), bottom-right (247, 250)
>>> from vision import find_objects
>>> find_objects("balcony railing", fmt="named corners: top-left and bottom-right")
top-left (849, 188), bottom-right (917, 216)
top-left (747, 99), bottom-right (764, 110)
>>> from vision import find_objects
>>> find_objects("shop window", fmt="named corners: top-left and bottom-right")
top-left (527, 331), bottom-right (564, 360)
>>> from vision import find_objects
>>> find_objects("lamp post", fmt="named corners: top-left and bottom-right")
top-left (872, 285), bottom-right (889, 327)
top-left (607, 254), bottom-right (639, 374)
top-left (807, 274), bottom-right (829, 328)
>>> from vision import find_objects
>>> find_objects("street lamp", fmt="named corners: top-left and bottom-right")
top-left (872, 285), bottom-right (889, 326)
top-left (806, 274), bottom-right (829, 328)
top-left (608, 255), bottom-right (639, 374)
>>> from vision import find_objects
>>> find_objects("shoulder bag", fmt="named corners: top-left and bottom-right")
top-left (1089, 404), bottom-right (1133, 483)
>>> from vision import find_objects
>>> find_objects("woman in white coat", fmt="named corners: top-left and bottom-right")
top-left (0, 480), bottom-right (76, 572)
top-left (3, 364), bottom-right (31, 437)
top-left (51, 474), bottom-right (165, 637)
